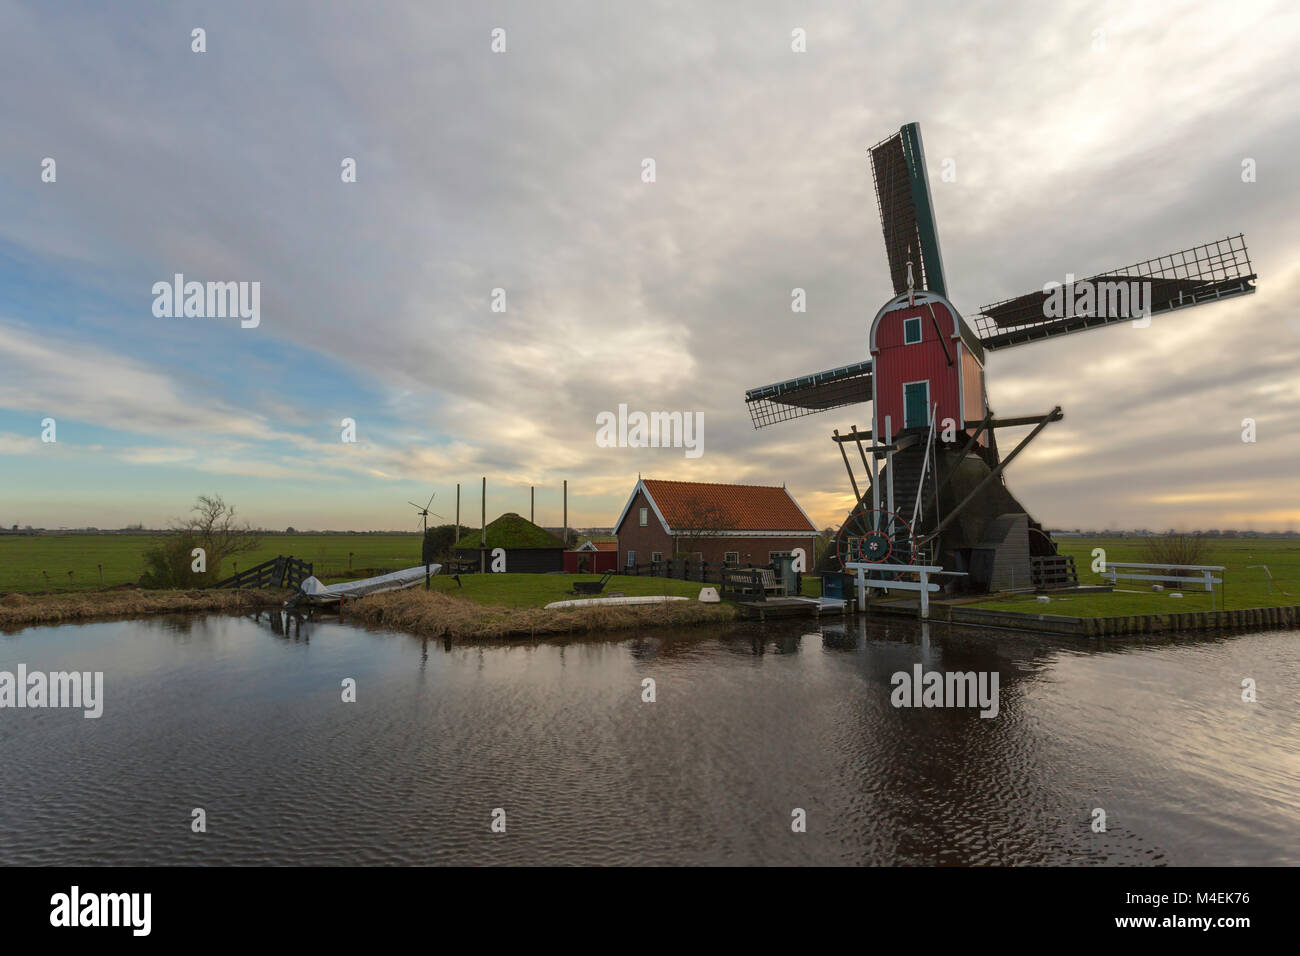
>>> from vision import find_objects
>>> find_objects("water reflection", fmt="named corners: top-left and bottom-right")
top-left (0, 612), bottom-right (1294, 866)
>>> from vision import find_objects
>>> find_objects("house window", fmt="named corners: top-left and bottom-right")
top-left (625, 550), bottom-right (636, 567)
top-left (769, 550), bottom-right (793, 564)
top-left (651, 551), bottom-right (663, 563)
top-left (724, 551), bottom-right (739, 566)
top-left (639, 507), bottom-right (648, 527)
top-left (903, 316), bottom-right (922, 344)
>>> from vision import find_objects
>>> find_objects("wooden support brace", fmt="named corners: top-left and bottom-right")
top-left (918, 406), bottom-right (1061, 547)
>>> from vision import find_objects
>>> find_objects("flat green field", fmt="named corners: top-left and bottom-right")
top-left (0, 533), bottom-right (423, 593)
top-left (976, 536), bottom-right (1300, 616)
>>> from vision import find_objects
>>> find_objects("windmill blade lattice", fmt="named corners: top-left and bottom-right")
top-left (975, 235), bottom-right (1256, 351)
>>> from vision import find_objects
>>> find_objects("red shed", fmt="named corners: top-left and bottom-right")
top-left (869, 290), bottom-right (988, 443)
top-left (563, 539), bottom-right (619, 574)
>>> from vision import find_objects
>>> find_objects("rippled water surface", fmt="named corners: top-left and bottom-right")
top-left (2, 612), bottom-right (1296, 865)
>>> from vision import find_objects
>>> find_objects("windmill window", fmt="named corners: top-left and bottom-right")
top-left (903, 317), bottom-right (922, 344)
top-left (639, 507), bottom-right (648, 527)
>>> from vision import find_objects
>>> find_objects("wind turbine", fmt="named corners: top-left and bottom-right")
top-left (408, 493), bottom-right (443, 535)
top-left (408, 493), bottom-right (444, 588)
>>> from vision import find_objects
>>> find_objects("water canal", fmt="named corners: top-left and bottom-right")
top-left (2, 612), bottom-right (1295, 865)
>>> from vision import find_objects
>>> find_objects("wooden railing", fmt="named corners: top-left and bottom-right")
top-left (626, 559), bottom-right (797, 584)
top-left (1031, 554), bottom-right (1078, 589)
top-left (211, 555), bottom-right (313, 590)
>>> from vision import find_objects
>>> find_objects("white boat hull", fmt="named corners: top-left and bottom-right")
top-left (544, 595), bottom-right (688, 610)
top-left (290, 565), bottom-right (438, 606)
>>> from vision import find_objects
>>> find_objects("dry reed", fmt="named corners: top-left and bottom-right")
top-left (0, 588), bottom-right (288, 630)
top-left (344, 588), bottom-right (737, 640)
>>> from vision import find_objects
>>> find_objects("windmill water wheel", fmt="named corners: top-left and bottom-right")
top-left (834, 506), bottom-right (917, 579)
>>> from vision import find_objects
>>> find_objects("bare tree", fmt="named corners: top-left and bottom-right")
top-left (174, 494), bottom-right (262, 576)
top-left (671, 497), bottom-right (738, 560)
top-left (1141, 532), bottom-right (1206, 573)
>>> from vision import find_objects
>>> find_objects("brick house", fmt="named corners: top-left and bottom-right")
top-left (612, 478), bottom-right (819, 570)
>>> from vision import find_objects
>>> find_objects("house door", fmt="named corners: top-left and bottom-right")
top-left (904, 381), bottom-right (930, 429)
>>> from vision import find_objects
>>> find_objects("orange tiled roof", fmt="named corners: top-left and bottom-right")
top-left (641, 479), bottom-right (816, 533)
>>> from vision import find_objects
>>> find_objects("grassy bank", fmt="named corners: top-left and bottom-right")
top-left (0, 588), bottom-right (290, 630)
top-left (975, 536), bottom-right (1299, 616)
top-left (0, 572), bottom-right (734, 638)
top-left (417, 572), bottom-right (711, 607)
top-left (344, 588), bottom-right (737, 640)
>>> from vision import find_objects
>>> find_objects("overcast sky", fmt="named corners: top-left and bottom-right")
top-left (1, 0), bottom-right (1297, 533)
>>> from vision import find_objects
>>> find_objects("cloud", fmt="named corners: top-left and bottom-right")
top-left (0, 0), bottom-right (1297, 530)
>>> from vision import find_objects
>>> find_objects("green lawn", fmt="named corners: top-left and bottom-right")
top-left (417, 573), bottom-right (712, 608)
top-left (975, 536), bottom-right (1300, 616)
top-left (0, 533), bottom-right (423, 593)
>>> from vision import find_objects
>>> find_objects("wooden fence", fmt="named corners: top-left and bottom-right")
top-left (1031, 554), bottom-right (1079, 589)
top-left (624, 560), bottom-right (802, 596)
top-left (211, 555), bottom-right (313, 590)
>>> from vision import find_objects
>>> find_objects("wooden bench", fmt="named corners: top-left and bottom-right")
top-left (721, 567), bottom-right (785, 600)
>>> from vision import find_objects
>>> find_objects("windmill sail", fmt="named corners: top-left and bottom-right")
top-left (745, 360), bottom-right (873, 429)
top-left (870, 123), bottom-right (947, 298)
top-left (975, 235), bottom-right (1256, 351)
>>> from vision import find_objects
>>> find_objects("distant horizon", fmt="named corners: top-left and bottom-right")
top-left (4, 524), bottom-right (1295, 538)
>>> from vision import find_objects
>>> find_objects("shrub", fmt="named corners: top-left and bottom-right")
top-left (1141, 533), bottom-right (1206, 572)
top-left (139, 532), bottom-right (217, 588)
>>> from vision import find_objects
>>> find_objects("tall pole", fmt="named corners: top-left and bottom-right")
top-left (423, 508), bottom-right (430, 589)
top-left (885, 414), bottom-right (895, 520)
top-left (531, 486), bottom-right (535, 524)
top-left (872, 417), bottom-right (885, 530)
top-left (563, 480), bottom-right (568, 549)
top-left (456, 483), bottom-right (460, 536)
top-left (481, 476), bottom-right (487, 574)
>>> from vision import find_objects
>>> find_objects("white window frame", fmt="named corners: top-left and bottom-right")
top-left (651, 551), bottom-right (663, 563)
top-left (769, 550), bottom-right (793, 563)
top-left (724, 551), bottom-right (739, 566)
top-left (902, 379), bottom-right (930, 429)
top-left (903, 316), bottom-right (922, 345)
top-left (625, 550), bottom-right (636, 567)
top-left (638, 507), bottom-right (648, 527)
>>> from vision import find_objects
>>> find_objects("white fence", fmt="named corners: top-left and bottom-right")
top-left (845, 562), bottom-right (963, 618)
top-left (1100, 562), bottom-right (1226, 608)
top-left (1100, 562), bottom-right (1223, 591)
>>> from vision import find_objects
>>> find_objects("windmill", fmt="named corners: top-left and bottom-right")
top-left (744, 122), bottom-right (1256, 593)
top-left (408, 493), bottom-right (443, 588)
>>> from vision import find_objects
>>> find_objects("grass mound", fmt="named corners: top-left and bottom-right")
top-left (453, 513), bottom-right (565, 551)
